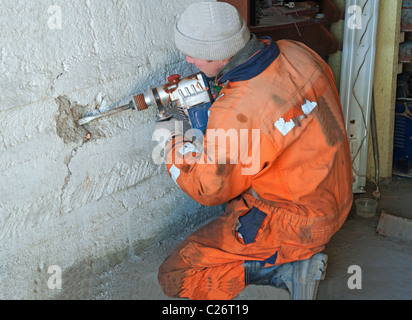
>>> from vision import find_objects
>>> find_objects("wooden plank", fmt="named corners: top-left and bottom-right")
top-left (368, 0), bottom-right (403, 180)
top-left (400, 31), bottom-right (406, 43)
top-left (376, 212), bottom-right (412, 243)
top-left (398, 63), bottom-right (404, 74)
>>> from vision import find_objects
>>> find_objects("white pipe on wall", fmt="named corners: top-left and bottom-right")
top-left (339, 0), bottom-right (380, 193)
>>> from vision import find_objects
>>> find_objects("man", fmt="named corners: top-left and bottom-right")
top-left (153, 1), bottom-right (353, 300)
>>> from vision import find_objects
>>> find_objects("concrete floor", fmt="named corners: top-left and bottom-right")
top-left (90, 176), bottom-right (412, 300)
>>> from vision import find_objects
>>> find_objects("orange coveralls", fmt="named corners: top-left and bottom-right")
top-left (158, 39), bottom-right (353, 300)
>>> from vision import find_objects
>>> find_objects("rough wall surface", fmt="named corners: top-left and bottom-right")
top-left (0, 0), bottom-right (219, 299)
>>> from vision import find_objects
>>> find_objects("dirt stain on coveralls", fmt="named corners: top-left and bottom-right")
top-left (272, 94), bottom-right (283, 105)
top-left (314, 96), bottom-right (345, 147)
top-left (216, 164), bottom-right (232, 177)
top-left (236, 114), bottom-right (248, 123)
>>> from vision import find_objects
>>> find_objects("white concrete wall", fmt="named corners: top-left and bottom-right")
top-left (0, 0), bottom-right (220, 299)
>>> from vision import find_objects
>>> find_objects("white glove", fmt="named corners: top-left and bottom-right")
top-left (152, 117), bottom-right (205, 164)
top-left (152, 117), bottom-right (184, 149)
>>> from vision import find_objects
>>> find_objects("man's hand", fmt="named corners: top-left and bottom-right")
top-left (152, 117), bottom-right (184, 149)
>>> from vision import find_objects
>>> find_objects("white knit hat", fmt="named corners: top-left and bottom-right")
top-left (174, 1), bottom-right (250, 61)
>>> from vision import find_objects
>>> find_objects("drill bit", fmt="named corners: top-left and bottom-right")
top-left (78, 102), bottom-right (132, 126)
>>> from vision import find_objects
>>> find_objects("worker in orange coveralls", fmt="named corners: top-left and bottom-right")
top-left (152, 1), bottom-right (353, 300)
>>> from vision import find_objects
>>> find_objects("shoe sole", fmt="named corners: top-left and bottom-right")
top-left (291, 253), bottom-right (328, 300)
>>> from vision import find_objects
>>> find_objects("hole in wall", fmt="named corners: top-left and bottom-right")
top-left (55, 96), bottom-right (92, 145)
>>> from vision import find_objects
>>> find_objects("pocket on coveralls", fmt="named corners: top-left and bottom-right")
top-left (236, 207), bottom-right (267, 245)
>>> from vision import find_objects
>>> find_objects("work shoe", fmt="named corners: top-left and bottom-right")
top-left (244, 253), bottom-right (328, 300)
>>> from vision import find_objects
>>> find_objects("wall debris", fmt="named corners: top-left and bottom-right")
top-left (55, 96), bottom-right (91, 145)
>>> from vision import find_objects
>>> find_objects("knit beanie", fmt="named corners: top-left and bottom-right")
top-left (174, 1), bottom-right (251, 61)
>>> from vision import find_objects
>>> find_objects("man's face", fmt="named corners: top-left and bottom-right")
top-left (185, 56), bottom-right (230, 77)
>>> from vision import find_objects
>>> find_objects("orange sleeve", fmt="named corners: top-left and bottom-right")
top-left (164, 125), bottom-right (264, 206)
